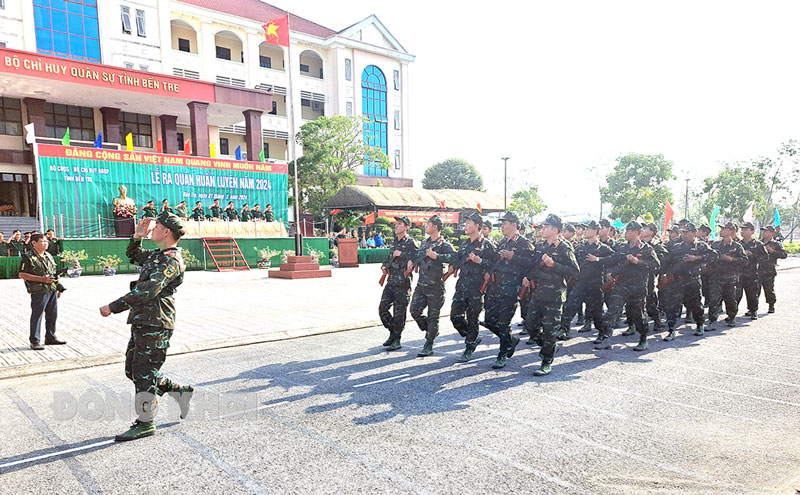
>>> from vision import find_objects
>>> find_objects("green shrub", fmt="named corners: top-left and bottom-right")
top-left (374, 216), bottom-right (393, 226)
top-left (409, 227), bottom-right (423, 238)
top-left (441, 226), bottom-right (455, 239)
top-left (785, 242), bottom-right (800, 254)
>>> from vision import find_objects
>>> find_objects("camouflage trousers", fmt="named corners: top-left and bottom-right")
top-left (378, 281), bottom-right (411, 336)
top-left (701, 270), bottom-right (712, 306)
top-left (483, 289), bottom-right (517, 354)
top-left (561, 280), bottom-right (604, 333)
top-left (760, 273), bottom-right (777, 305)
top-left (646, 274), bottom-right (660, 322)
top-left (525, 298), bottom-right (564, 364)
top-left (125, 325), bottom-right (180, 421)
top-left (602, 285), bottom-right (647, 337)
top-left (661, 276), bottom-right (704, 328)
top-left (708, 275), bottom-right (738, 322)
top-left (736, 273), bottom-right (761, 313)
top-left (450, 284), bottom-right (483, 342)
top-left (409, 283), bottom-right (445, 340)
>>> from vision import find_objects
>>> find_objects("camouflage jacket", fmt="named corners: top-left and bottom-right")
top-left (740, 239), bottom-right (768, 277)
top-left (762, 239), bottom-right (788, 276)
top-left (709, 239), bottom-right (748, 279)
top-left (412, 236), bottom-right (455, 288)
top-left (382, 235), bottom-right (419, 285)
top-left (108, 237), bottom-right (185, 329)
top-left (19, 250), bottom-right (63, 294)
top-left (0, 241), bottom-right (9, 257)
top-left (175, 205), bottom-right (190, 219)
top-left (264, 211), bottom-right (275, 222)
top-left (210, 206), bottom-right (223, 219)
top-left (8, 239), bottom-right (25, 256)
top-left (439, 235), bottom-right (496, 289)
top-left (225, 208), bottom-right (239, 221)
top-left (528, 239), bottom-right (579, 302)
top-left (602, 241), bottom-right (660, 291)
top-left (574, 239), bottom-right (615, 284)
top-left (141, 206), bottom-right (158, 218)
top-left (488, 234), bottom-right (533, 295)
top-left (661, 240), bottom-right (717, 279)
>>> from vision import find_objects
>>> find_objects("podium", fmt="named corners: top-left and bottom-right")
top-left (268, 255), bottom-right (331, 279)
top-left (337, 238), bottom-right (359, 268)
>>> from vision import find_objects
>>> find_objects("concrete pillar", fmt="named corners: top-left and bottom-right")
top-left (99, 107), bottom-right (121, 144)
top-left (243, 109), bottom-right (263, 161)
top-left (23, 97), bottom-right (46, 136)
top-left (159, 115), bottom-right (178, 154)
top-left (187, 101), bottom-right (209, 157)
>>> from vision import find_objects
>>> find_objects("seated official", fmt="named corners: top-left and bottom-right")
top-left (225, 201), bottom-right (239, 221)
top-left (141, 201), bottom-right (158, 219)
top-left (190, 201), bottom-right (206, 221)
top-left (0, 233), bottom-right (9, 256)
top-left (264, 204), bottom-right (274, 222)
top-left (45, 229), bottom-right (62, 257)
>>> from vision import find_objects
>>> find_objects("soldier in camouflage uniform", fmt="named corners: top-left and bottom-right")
top-left (522, 214), bottom-right (579, 376)
top-left (697, 224), bottom-right (713, 309)
top-left (209, 199), bottom-right (223, 220)
top-left (480, 212), bottom-right (532, 369)
top-left (737, 222), bottom-right (768, 319)
top-left (707, 222), bottom-right (748, 330)
top-left (378, 216), bottom-right (418, 350)
top-left (639, 223), bottom-right (668, 331)
top-left (481, 217), bottom-right (495, 242)
top-left (659, 223), bottom-right (718, 340)
top-left (760, 225), bottom-right (788, 313)
top-left (593, 221), bottom-right (660, 351)
top-left (100, 213), bottom-right (193, 442)
top-left (174, 200), bottom-right (189, 220)
top-left (439, 211), bottom-right (496, 361)
top-left (408, 215), bottom-right (455, 356)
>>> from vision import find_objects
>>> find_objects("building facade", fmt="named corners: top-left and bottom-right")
top-left (0, 0), bottom-right (414, 218)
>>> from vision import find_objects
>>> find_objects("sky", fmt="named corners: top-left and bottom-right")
top-left (281, 0), bottom-right (800, 218)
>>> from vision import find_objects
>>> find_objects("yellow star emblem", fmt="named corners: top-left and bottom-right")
top-left (266, 23), bottom-right (279, 38)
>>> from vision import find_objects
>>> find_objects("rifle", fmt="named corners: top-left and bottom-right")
top-left (442, 266), bottom-right (459, 281)
top-left (602, 274), bottom-right (622, 292)
top-left (378, 271), bottom-right (387, 286)
top-left (518, 279), bottom-right (535, 299)
top-left (404, 250), bottom-right (427, 278)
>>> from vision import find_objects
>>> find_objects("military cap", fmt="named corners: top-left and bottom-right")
top-left (482, 217), bottom-right (493, 229)
top-left (427, 214), bottom-right (443, 230)
top-left (679, 222), bottom-right (697, 232)
top-left (498, 211), bottom-right (520, 225)
top-left (242, 203), bottom-right (248, 207)
top-left (584, 220), bottom-right (600, 231)
top-left (599, 219), bottom-right (611, 228)
top-left (179, 200), bottom-right (186, 204)
top-left (462, 211), bottom-right (482, 225)
top-left (157, 211), bottom-right (185, 238)
top-left (625, 221), bottom-right (642, 231)
top-left (147, 200), bottom-right (154, 205)
top-left (719, 221), bottom-right (738, 232)
top-left (394, 215), bottom-right (411, 226)
top-left (195, 201), bottom-right (201, 205)
top-left (643, 222), bottom-right (658, 232)
top-left (670, 225), bottom-right (681, 232)
top-left (741, 221), bottom-right (755, 230)
top-left (678, 218), bottom-right (690, 226)
top-left (761, 225), bottom-right (776, 232)
top-left (518, 223), bottom-right (527, 233)
top-left (576, 223), bottom-right (587, 229)
top-left (563, 223), bottom-right (576, 233)
top-left (542, 214), bottom-right (563, 230)
top-left (698, 224), bottom-right (711, 233)
top-left (254, 203), bottom-right (260, 207)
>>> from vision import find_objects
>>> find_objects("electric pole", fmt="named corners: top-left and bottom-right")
top-left (501, 157), bottom-right (510, 210)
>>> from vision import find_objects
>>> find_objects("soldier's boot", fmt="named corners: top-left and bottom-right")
top-left (387, 333), bottom-right (402, 351)
top-left (633, 335), bottom-right (648, 352)
top-left (459, 337), bottom-right (482, 362)
top-left (576, 316), bottom-right (585, 326)
top-left (621, 324), bottom-right (636, 336)
top-left (593, 334), bottom-right (611, 350)
top-left (750, 311), bottom-right (758, 320)
top-left (578, 319), bottom-right (593, 333)
top-left (417, 337), bottom-right (435, 357)
top-left (768, 304), bottom-right (775, 314)
top-left (533, 361), bottom-right (552, 377)
top-left (694, 324), bottom-right (704, 336)
top-left (725, 317), bottom-right (735, 328)
top-left (167, 386), bottom-right (194, 419)
top-left (382, 333), bottom-right (394, 347)
top-left (114, 420), bottom-right (156, 442)
top-left (518, 322), bottom-right (529, 336)
top-left (663, 325), bottom-right (677, 342)
top-left (491, 351), bottom-right (508, 369)
top-left (707, 320), bottom-right (717, 331)
top-left (652, 318), bottom-right (663, 331)
top-left (506, 336), bottom-right (521, 358)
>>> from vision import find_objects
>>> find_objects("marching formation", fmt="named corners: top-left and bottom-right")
top-left (377, 212), bottom-right (788, 376)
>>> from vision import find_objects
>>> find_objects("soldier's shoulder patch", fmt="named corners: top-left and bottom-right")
top-left (163, 263), bottom-right (178, 278)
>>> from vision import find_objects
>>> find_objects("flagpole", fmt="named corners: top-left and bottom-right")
top-left (285, 13), bottom-right (303, 255)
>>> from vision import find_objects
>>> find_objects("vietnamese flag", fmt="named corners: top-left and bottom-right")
top-left (476, 203), bottom-right (482, 214)
top-left (330, 209), bottom-right (341, 216)
top-left (438, 200), bottom-right (446, 209)
top-left (663, 200), bottom-right (674, 240)
top-left (183, 139), bottom-right (191, 156)
top-left (364, 212), bottom-right (376, 225)
top-left (262, 16), bottom-right (289, 47)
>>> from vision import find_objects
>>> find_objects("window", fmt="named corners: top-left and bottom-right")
top-left (259, 55), bottom-right (271, 68)
top-left (178, 38), bottom-right (190, 52)
top-left (393, 70), bottom-right (400, 90)
top-left (0, 42), bottom-right (6, 48)
top-left (120, 6), bottom-right (131, 34)
top-left (301, 99), bottom-right (310, 107)
top-left (394, 150), bottom-right (401, 170)
top-left (299, 64), bottom-right (309, 73)
top-left (34, 0), bottom-right (101, 63)
top-left (215, 46), bottom-right (231, 60)
top-left (219, 137), bottom-right (229, 156)
top-left (361, 65), bottom-right (388, 177)
top-left (44, 103), bottom-right (95, 141)
top-left (345, 58), bottom-right (352, 81)
top-left (319, 68), bottom-right (324, 79)
top-left (177, 132), bottom-right (184, 151)
top-left (346, 101), bottom-right (353, 117)
top-left (269, 101), bottom-right (277, 115)
top-left (0, 98), bottom-right (22, 136)
top-left (119, 112), bottom-right (152, 148)
top-left (135, 9), bottom-right (145, 37)
top-left (394, 110), bottom-right (400, 130)
top-left (139, 64), bottom-right (148, 71)
top-left (262, 142), bottom-right (270, 159)
top-left (124, 62), bottom-right (134, 69)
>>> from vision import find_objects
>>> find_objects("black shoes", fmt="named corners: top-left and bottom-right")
top-left (30, 341), bottom-right (44, 350)
top-left (45, 337), bottom-right (66, 345)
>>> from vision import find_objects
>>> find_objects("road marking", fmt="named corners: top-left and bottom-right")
top-left (454, 355), bottom-right (495, 364)
top-left (656, 361), bottom-right (800, 388)
top-left (352, 373), bottom-right (410, 388)
top-left (0, 440), bottom-right (115, 470)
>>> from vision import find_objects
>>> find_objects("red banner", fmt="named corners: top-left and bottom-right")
top-left (377, 210), bottom-right (459, 225)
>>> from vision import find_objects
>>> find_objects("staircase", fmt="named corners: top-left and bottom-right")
top-left (201, 237), bottom-right (250, 272)
top-left (0, 217), bottom-right (41, 237)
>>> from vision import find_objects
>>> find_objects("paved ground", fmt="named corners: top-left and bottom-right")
top-left (1, 263), bottom-right (800, 494)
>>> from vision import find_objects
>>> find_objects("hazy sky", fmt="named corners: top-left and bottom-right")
top-left (283, 0), bottom-right (800, 217)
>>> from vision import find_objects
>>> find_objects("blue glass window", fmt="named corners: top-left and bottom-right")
top-left (361, 65), bottom-right (388, 177)
top-left (33, 0), bottom-right (101, 63)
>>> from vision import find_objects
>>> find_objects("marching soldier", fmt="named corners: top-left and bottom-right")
top-left (378, 216), bottom-right (418, 350)
top-left (439, 212), bottom-right (496, 361)
top-left (659, 223), bottom-right (718, 340)
top-left (738, 222), bottom-right (768, 319)
top-left (707, 222), bottom-right (747, 330)
top-left (760, 225), bottom-right (788, 313)
top-left (408, 215), bottom-right (455, 356)
top-left (665, 225), bottom-right (682, 249)
top-left (99, 213), bottom-right (193, 442)
top-left (697, 224), bottom-right (713, 309)
top-left (640, 223), bottom-right (668, 331)
top-left (593, 221), bottom-right (659, 351)
top-left (481, 212), bottom-right (532, 369)
top-left (522, 214), bottom-right (579, 376)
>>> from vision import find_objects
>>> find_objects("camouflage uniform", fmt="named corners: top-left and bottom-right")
top-left (761, 233), bottom-right (788, 311)
top-left (210, 205), bottom-right (223, 219)
top-left (644, 236), bottom-right (669, 328)
top-left (659, 234), bottom-right (718, 331)
top-left (737, 237), bottom-right (767, 315)
top-left (108, 226), bottom-right (187, 422)
top-left (409, 235), bottom-right (455, 342)
top-left (264, 210), bottom-right (275, 222)
top-left (225, 206), bottom-right (239, 221)
top-left (708, 237), bottom-right (747, 324)
top-left (561, 236), bottom-right (615, 336)
top-left (378, 231), bottom-right (418, 342)
top-left (174, 204), bottom-right (190, 220)
top-left (141, 205), bottom-right (158, 218)
top-left (9, 238), bottom-right (25, 256)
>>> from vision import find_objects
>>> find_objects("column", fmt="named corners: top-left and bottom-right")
top-left (187, 101), bottom-right (209, 157)
top-left (243, 109), bottom-right (263, 161)
top-left (23, 97), bottom-right (46, 136)
top-left (99, 107), bottom-right (121, 144)
top-left (159, 115), bottom-right (178, 154)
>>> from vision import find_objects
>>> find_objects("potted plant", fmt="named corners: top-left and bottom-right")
top-left (280, 249), bottom-right (295, 264)
top-left (253, 246), bottom-right (280, 269)
top-left (96, 254), bottom-right (123, 276)
top-left (59, 249), bottom-right (88, 278)
top-left (306, 248), bottom-right (322, 264)
top-left (181, 250), bottom-right (200, 270)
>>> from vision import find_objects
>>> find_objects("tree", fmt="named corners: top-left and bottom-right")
top-left (509, 185), bottom-right (546, 223)
top-left (600, 153), bottom-right (674, 221)
top-left (422, 158), bottom-right (483, 190)
top-left (291, 116), bottom-right (389, 216)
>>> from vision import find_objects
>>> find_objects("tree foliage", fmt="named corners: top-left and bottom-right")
top-left (509, 185), bottom-right (546, 223)
top-left (291, 116), bottom-right (389, 216)
top-left (600, 153), bottom-right (674, 221)
top-left (422, 158), bottom-right (484, 190)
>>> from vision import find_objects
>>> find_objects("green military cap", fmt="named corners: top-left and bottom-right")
top-left (761, 225), bottom-right (776, 232)
top-left (670, 225), bottom-right (681, 232)
top-left (698, 224), bottom-right (711, 233)
top-left (498, 211), bottom-right (520, 226)
top-left (463, 211), bottom-right (482, 225)
top-left (678, 218), bottom-right (690, 226)
top-left (427, 214), bottom-right (443, 230)
top-left (394, 215), bottom-right (411, 226)
top-left (599, 218), bottom-right (611, 228)
top-left (482, 217), bottom-right (493, 229)
top-left (542, 214), bottom-right (563, 230)
top-left (625, 220), bottom-right (643, 231)
top-left (584, 220), bottom-right (600, 231)
top-left (719, 221), bottom-right (737, 232)
top-left (643, 222), bottom-right (658, 232)
top-left (563, 223), bottom-right (576, 233)
top-left (741, 221), bottom-right (755, 230)
top-left (575, 223), bottom-right (587, 229)
top-left (679, 222), bottom-right (697, 232)
top-left (157, 211), bottom-right (185, 238)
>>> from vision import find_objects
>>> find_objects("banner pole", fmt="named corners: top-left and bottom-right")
top-left (285, 13), bottom-right (303, 255)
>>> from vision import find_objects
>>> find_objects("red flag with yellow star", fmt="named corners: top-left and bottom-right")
top-left (262, 16), bottom-right (289, 47)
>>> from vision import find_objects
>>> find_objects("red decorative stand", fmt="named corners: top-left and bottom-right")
top-left (268, 255), bottom-right (332, 280)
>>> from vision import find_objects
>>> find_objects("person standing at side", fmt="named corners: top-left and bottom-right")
top-left (18, 233), bottom-right (67, 350)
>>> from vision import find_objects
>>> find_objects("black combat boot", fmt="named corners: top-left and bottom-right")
top-left (491, 351), bottom-right (508, 369)
top-left (459, 337), bottom-right (482, 362)
top-left (725, 317), bottom-right (735, 327)
top-left (694, 324), bottom-right (704, 336)
top-left (417, 337), bottom-right (435, 357)
top-left (663, 325), bottom-right (677, 341)
top-left (578, 319), bottom-right (593, 333)
top-left (621, 324), bottom-right (636, 336)
top-left (506, 336), bottom-right (521, 358)
top-left (593, 334), bottom-right (611, 350)
top-left (382, 333), bottom-right (393, 347)
top-left (387, 333), bottom-right (402, 351)
top-left (768, 304), bottom-right (775, 314)
top-left (633, 335), bottom-right (648, 351)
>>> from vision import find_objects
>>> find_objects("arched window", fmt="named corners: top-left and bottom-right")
top-left (361, 65), bottom-right (388, 177)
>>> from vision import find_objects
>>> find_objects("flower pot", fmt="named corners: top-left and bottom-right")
top-left (257, 259), bottom-right (271, 269)
top-left (67, 266), bottom-right (83, 278)
top-left (103, 268), bottom-right (117, 276)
